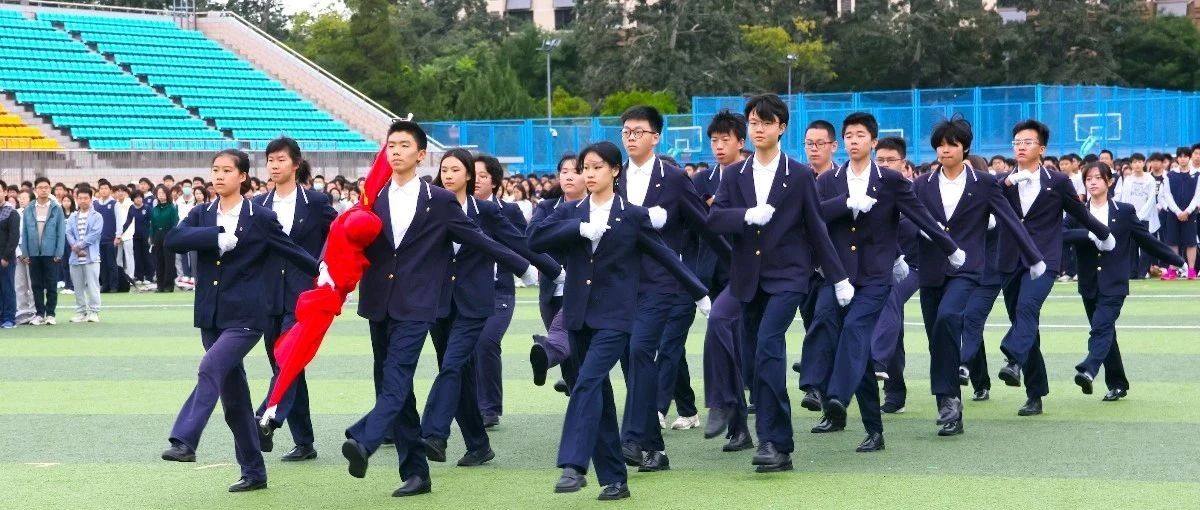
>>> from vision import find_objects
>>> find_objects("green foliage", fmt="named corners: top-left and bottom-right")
top-left (551, 87), bottom-right (593, 117)
top-left (600, 89), bottom-right (680, 116)
top-left (738, 18), bottom-right (836, 93)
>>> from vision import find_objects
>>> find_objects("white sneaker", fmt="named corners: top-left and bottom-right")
top-left (658, 412), bottom-right (667, 429)
top-left (670, 415), bottom-right (701, 430)
top-left (1056, 275), bottom-right (1071, 283)
top-left (70, 314), bottom-right (87, 323)
top-left (44, 316), bottom-right (56, 325)
top-left (28, 316), bottom-right (44, 326)
top-left (874, 371), bottom-right (890, 381)
top-left (61, 288), bottom-right (75, 295)
top-left (86, 312), bottom-right (100, 323)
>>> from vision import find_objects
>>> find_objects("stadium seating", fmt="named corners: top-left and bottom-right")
top-left (0, 104), bottom-right (60, 149)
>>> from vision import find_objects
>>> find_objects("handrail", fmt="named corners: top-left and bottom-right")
top-left (0, 0), bottom-right (178, 17)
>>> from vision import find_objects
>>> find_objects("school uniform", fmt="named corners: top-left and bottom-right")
top-left (529, 193), bottom-right (706, 489)
top-left (1064, 200), bottom-right (1183, 393)
top-left (1158, 169), bottom-right (1199, 248)
top-left (253, 187), bottom-right (336, 452)
top-left (529, 197), bottom-right (575, 382)
top-left (474, 195), bottom-right (530, 423)
top-left (93, 197), bottom-right (119, 292)
top-left (959, 218), bottom-right (1003, 394)
top-left (869, 216), bottom-right (920, 409)
top-left (996, 167), bottom-right (1111, 404)
top-left (164, 198), bottom-right (319, 486)
top-left (912, 165), bottom-right (1043, 432)
top-left (706, 152), bottom-right (846, 463)
top-left (124, 201), bottom-right (153, 283)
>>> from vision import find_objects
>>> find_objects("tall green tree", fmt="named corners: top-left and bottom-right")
top-left (1116, 14), bottom-right (1200, 90)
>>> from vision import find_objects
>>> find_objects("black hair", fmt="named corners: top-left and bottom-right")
top-left (744, 94), bottom-right (789, 127)
top-left (74, 184), bottom-right (93, 197)
top-left (162, 174), bottom-right (175, 182)
top-left (842, 112), bottom-right (879, 139)
top-left (212, 149), bottom-right (252, 195)
top-left (1099, 149), bottom-right (1114, 159)
top-left (1081, 161), bottom-right (1114, 183)
top-left (477, 154), bottom-right (505, 195)
top-left (387, 120), bottom-right (429, 151)
top-left (1083, 153), bottom-right (1099, 163)
top-left (697, 162), bottom-right (709, 169)
top-left (1130, 152), bottom-right (1146, 161)
top-left (577, 141), bottom-right (624, 183)
top-left (266, 136), bottom-right (310, 183)
top-left (34, 177), bottom-right (50, 187)
top-left (707, 109), bottom-right (746, 141)
top-left (153, 184), bottom-right (171, 203)
top-left (806, 120), bottom-right (837, 142)
top-left (659, 155), bottom-right (680, 167)
top-left (990, 155), bottom-right (1006, 164)
top-left (1042, 155), bottom-right (1059, 166)
top-left (684, 163), bottom-right (696, 170)
top-left (113, 184), bottom-right (129, 195)
top-left (97, 178), bottom-right (111, 188)
top-left (432, 148), bottom-right (476, 196)
top-left (296, 160), bottom-right (312, 185)
top-left (1064, 153), bottom-right (1082, 163)
top-left (1012, 119), bottom-right (1050, 146)
top-left (620, 105), bottom-right (664, 134)
top-left (930, 116), bottom-right (974, 153)
top-left (138, 177), bottom-right (153, 187)
top-left (556, 153), bottom-right (579, 174)
top-left (1177, 146), bottom-right (1191, 157)
top-left (876, 136), bottom-right (907, 159)
top-left (1191, 143), bottom-right (1200, 155)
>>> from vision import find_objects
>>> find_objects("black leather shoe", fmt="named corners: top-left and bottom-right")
top-left (530, 339), bottom-right (549, 386)
top-left (880, 401), bottom-right (905, 414)
top-left (1017, 398), bottom-right (1043, 416)
top-left (792, 361), bottom-right (802, 373)
top-left (228, 477), bottom-right (267, 492)
top-left (823, 398), bottom-right (847, 423)
top-left (1102, 388), bottom-right (1128, 402)
top-left (257, 422), bottom-right (274, 453)
top-left (937, 397), bottom-right (963, 426)
top-left (423, 437), bottom-right (448, 463)
top-left (856, 432), bottom-right (885, 453)
top-left (555, 466), bottom-right (587, 493)
top-left (958, 365), bottom-right (970, 386)
top-left (800, 390), bottom-right (822, 412)
top-left (392, 476), bottom-right (432, 497)
top-left (554, 379), bottom-right (571, 396)
top-left (746, 403), bottom-right (756, 414)
top-left (597, 482), bottom-right (630, 500)
top-left (1074, 371), bottom-right (1094, 395)
top-left (638, 451), bottom-right (669, 472)
top-left (280, 444), bottom-right (317, 462)
top-left (342, 439), bottom-right (369, 478)
top-left (937, 419), bottom-right (963, 436)
top-left (722, 430), bottom-right (754, 452)
top-left (998, 362), bottom-right (1022, 387)
top-left (161, 442), bottom-right (196, 462)
top-left (972, 389), bottom-right (990, 401)
top-left (755, 458), bottom-right (793, 473)
top-left (483, 415), bottom-right (500, 429)
top-left (621, 442), bottom-right (643, 467)
top-left (810, 416), bottom-right (845, 433)
top-left (751, 441), bottom-right (787, 466)
top-left (456, 447), bottom-right (495, 467)
top-left (704, 406), bottom-right (732, 439)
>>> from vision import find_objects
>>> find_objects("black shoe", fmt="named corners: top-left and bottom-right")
top-left (483, 415), bottom-right (500, 429)
top-left (704, 406), bottom-right (732, 439)
top-left (937, 419), bottom-right (963, 436)
top-left (958, 365), bottom-right (970, 386)
top-left (621, 442), bottom-right (643, 467)
top-left (746, 403), bottom-right (756, 414)
top-left (597, 482), bottom-right (630, 500)
top-left (810, 416), bottom-right (845, 433)
top-left (998, 362), bottom-right (1022, 387)
top-left (1074, 372), bottom-right (1094, 395)
top-left (530, 339), bottom-right (549, 386)
top-left (161, 442), bottom-right (196, 462)
top-left (638, 451), bottom-right (669, 472)
top-left (381, 437), bottom-right (395, 447)
top-left (972, 389), bottom-right (990, 401)
top-left (856, 433), bottom-right (885, 453)
top-left (937, 397), bottom-right (963, 425)
top-left (791, 361), bottom-right (802, 373)
top-left (456, 447), bottom-right (495, 467)
top-left (722, 430), bottom-right (754, 452)
top-left (341, 439), bottom-right (369, 478)
top-left (280, 444), bottom-right (317, 462)
top-left (1017, 398), bottom-right (1043, 416)
top-left (257, 422), bottom-right (274, 453)
top-left (553, 379), bottom-right (571, 396)
top-left (423, 437), bottom-right (448, 463)
top-left (751, 441), bottom-right (787, 466)
top-left (392, 476), bottom-right (432, 497)
top-left (755, 459), bottom-right (793, 473)
top-left (554, 466), bottom-right (587, 493)
top-left (228, 477), bottom-right (267, 492)
top-left (880, 401), bottom-right (906, 414)
top-left (823, 398), bottom-right (847, 424)
top-left (800, 390), bottom-right (822, 412)
top-left (1102, 388), bottom-right (1128, 402)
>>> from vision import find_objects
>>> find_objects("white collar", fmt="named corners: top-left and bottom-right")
top-left (590, 194), bottom-right (615, 212)
top-left (628, 156), bottom-right (657, 176)
top-left (753, 151), bottom-right (780, 173)
top-left (847, 162), bottom-right (871, 181)
top-left (391, 177), bottom-right (421, 195)
top-left (217, 198), bottom-right (244, 217)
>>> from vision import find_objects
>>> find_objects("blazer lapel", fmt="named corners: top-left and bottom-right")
top-left (593, 196), bottom-right (624, 256)
top-left (765, 156), bottom-right (790, 207)
top-left (923, 171), bottom-right (948, 223)
top-left (291, 189), bottom-right (311, 239)
top-left (737, 162), bottom-right (757, 207)
top-left (396, 182), bottom-right (431, 251)
top-left (866, 162), bottom-right (881, 200)
top-left (374, 185), bottom-right (394, 248)
top-left (643, 159), bottom-right (664, 206)
top-left (1003, 173), bottom-right (1024, 218)
top-left (947, 168), bottom-right (977, 222)
top-left (1027, 168), bottom-right (1054, 216)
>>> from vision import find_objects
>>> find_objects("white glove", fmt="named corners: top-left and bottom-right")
top-left (259, 405), bottom-right (277, 428)
top-left (695, 296), bottom-right (711, 317)
top-left (217, 232), bottom-right (238, 255)
top-left (814, 266), bottom-right (825, 278)
top-left (1029, 260), bottom-right (1047, 280)
top-left (647, 206), bottom-right (668, 230)
top-left (892, 256), bottom-right (909, 283)
top-left (520, 265), bottom-right (539, 286)
top-left (1096, 233), bottom-right (1116, 252)
top-left (948, 248), bottom-right (966, 270)
top-left (1008, 171), bottom-right (1034, 186)
top-left (553, 267), bottom-right (566, 285)
top-left (848, 195), bottom-right (877, 214)
top-left (579, 221), bottom-right (609, 242)
top-left (834, 278), bottom-right (855, 307)
top-left (744, 204), bottom-right (775, 226)
top-left (316, 261), bottom-right (335, 290)
top-left (988, 214), bottom-right (997, 230)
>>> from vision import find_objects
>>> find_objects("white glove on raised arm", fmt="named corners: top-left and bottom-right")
top-left (579, 221), bottom-right (609, 242)
top-left (647, 206), bottom-right (668, 230)
top-left (744, 204), bottom-right (776, 226)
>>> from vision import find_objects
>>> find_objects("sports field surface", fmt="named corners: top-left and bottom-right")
top-left (4, 281), bottom-right (1200, 509)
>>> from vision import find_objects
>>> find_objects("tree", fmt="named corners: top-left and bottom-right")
top-left (1115, 14), bottom-right (1200, 90)
top-left (223, 0), bottom-right (289, 40)
top-left (552, 87), bottom-right (593, 117)
top-left (737, 18), bottom-right (835, 94)
top-left (600, 89), bottom-right (679, 116)
top-left (455, 59), bottom-right (539, 119)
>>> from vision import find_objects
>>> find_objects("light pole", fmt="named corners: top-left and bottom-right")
top-left (539, 38), bottom-right (561, 174)
top-left (785, 53), bottom-right (797, 99)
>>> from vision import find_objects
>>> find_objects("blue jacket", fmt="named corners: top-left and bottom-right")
top-left (21, 199), bottom-right (65, 258)
top-left (492, 196), bottom-right (530, 296)
top-left (995, 167), bottom-right (1110, 274)
top-left (1064, 200), bottom-right (1184, 298)
top-left (531, 197), bottom-right (571, 312)
top-left (65, 209), bottom-right (104, 264)
top-left (689, 164), bottom-right (732, 290)
top-left (94, 198), bottom-right (117, 243)
top-left (254, 188), bottom-right (337, 316)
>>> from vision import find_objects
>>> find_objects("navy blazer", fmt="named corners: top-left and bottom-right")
top-left (690, 164), bottom-right (732, 287)
top-left (492, 196), bottom-right (529, 296)
top-left (996, 167), bottom-right (1111, 274)
top-left (706, 155), bottom-right (848, 302)
top-left (817, 162), bottom-right (958, 286)
top-left (438, 196), bottom-right (559, 319)
top-left (1064, 200), bottom-right (1184, 299)
top-left (618, 158), bottom-right (730, 295)
top-left (94, 199), bottom-right (117, 242)
top-left (691, 165), bottom-right (725, 202)
top-left (528, 195), bottom-right (707, 334)
top-left (165, 199), bottom-right (319, 330)
top-left (255, 188), bottom-right (337, 316)
top-left (531, 197), bottom-right (570, 311)
top-left (912, 166), bottom-right (1043, 288)
top-left (357, 181), bottom-right (532, 323)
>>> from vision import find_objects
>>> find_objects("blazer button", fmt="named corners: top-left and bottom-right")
top-left (585, 279), bottom-right (592, 285)
top-left (755, 250), bottom-right (761, 256)
top-left (850, 227), bottom-right (856, 232)
top-left (756, 229), bottom-right (762, 235)
top-left (215, 260), bottom-right (221, 266)
top-left (281, 269), bottom-right (285, 275)
top-left (388, 274), bottom-right (394, 279)
top-left (452, 258), bottom-right (456, 263)
top-left (451, 275), bottom-right (456, 281)
top-left (589, 258), bottom-right (594, 263)
top-left (212, 280), bottom-right (218, 286)
top-left (1097, 266), bottom-right (1102, 271)
top-left (850, 245), bottom-right (857, 251)
top-left (944, 226), bottom-right (949, 232)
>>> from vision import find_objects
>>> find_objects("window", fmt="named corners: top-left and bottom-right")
top-left (554, 7), bottom-right (574, 29)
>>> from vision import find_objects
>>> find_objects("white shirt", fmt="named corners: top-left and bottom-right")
top-left (588, 194), bottom-right (614, 253)
top-left (846, 163), bottom-right (870, 218)
top-left (114, 198), bottom-right (134, 241)
top-left (217, 198), bottom-right (243, 239)
top-left (938, 168), bottom-right (967, 220)
top-left (1017, 168), bottom-right (1042, 216)
top-left (1070, 172), bottom-right (1085, 197)
top-left (752, 151), bottom-right (781, 206)
top-left (452, 198), bottom-right (470, 254)
top-left (625, 157), bottom-right (655, 206)
top-left (1088, 200), bottom-right (1109, 225)
top-left (271, 188), bottom-right (298, 236)
top-left (388, 177), bottom-right (421, 249)
top-left (1115, 173), bottom-right (1157, 222)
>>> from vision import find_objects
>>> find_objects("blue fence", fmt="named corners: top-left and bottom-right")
top-left (424, 85), bottom-right (1200, 175)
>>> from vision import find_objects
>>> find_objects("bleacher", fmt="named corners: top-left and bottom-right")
top-left (0, 103), bottom-right (59, 149)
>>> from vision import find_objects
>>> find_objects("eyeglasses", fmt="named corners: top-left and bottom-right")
top-left (804, 140), bottom-right (832, 149)
top-left (876, 157), bottom-right (904, 166)
top-left (621, 129), bottom-right (658, 141)
top-left (1011, 139), bottom-right (1040, 148)
top-left (748, 120), bottom-right (778, 130)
